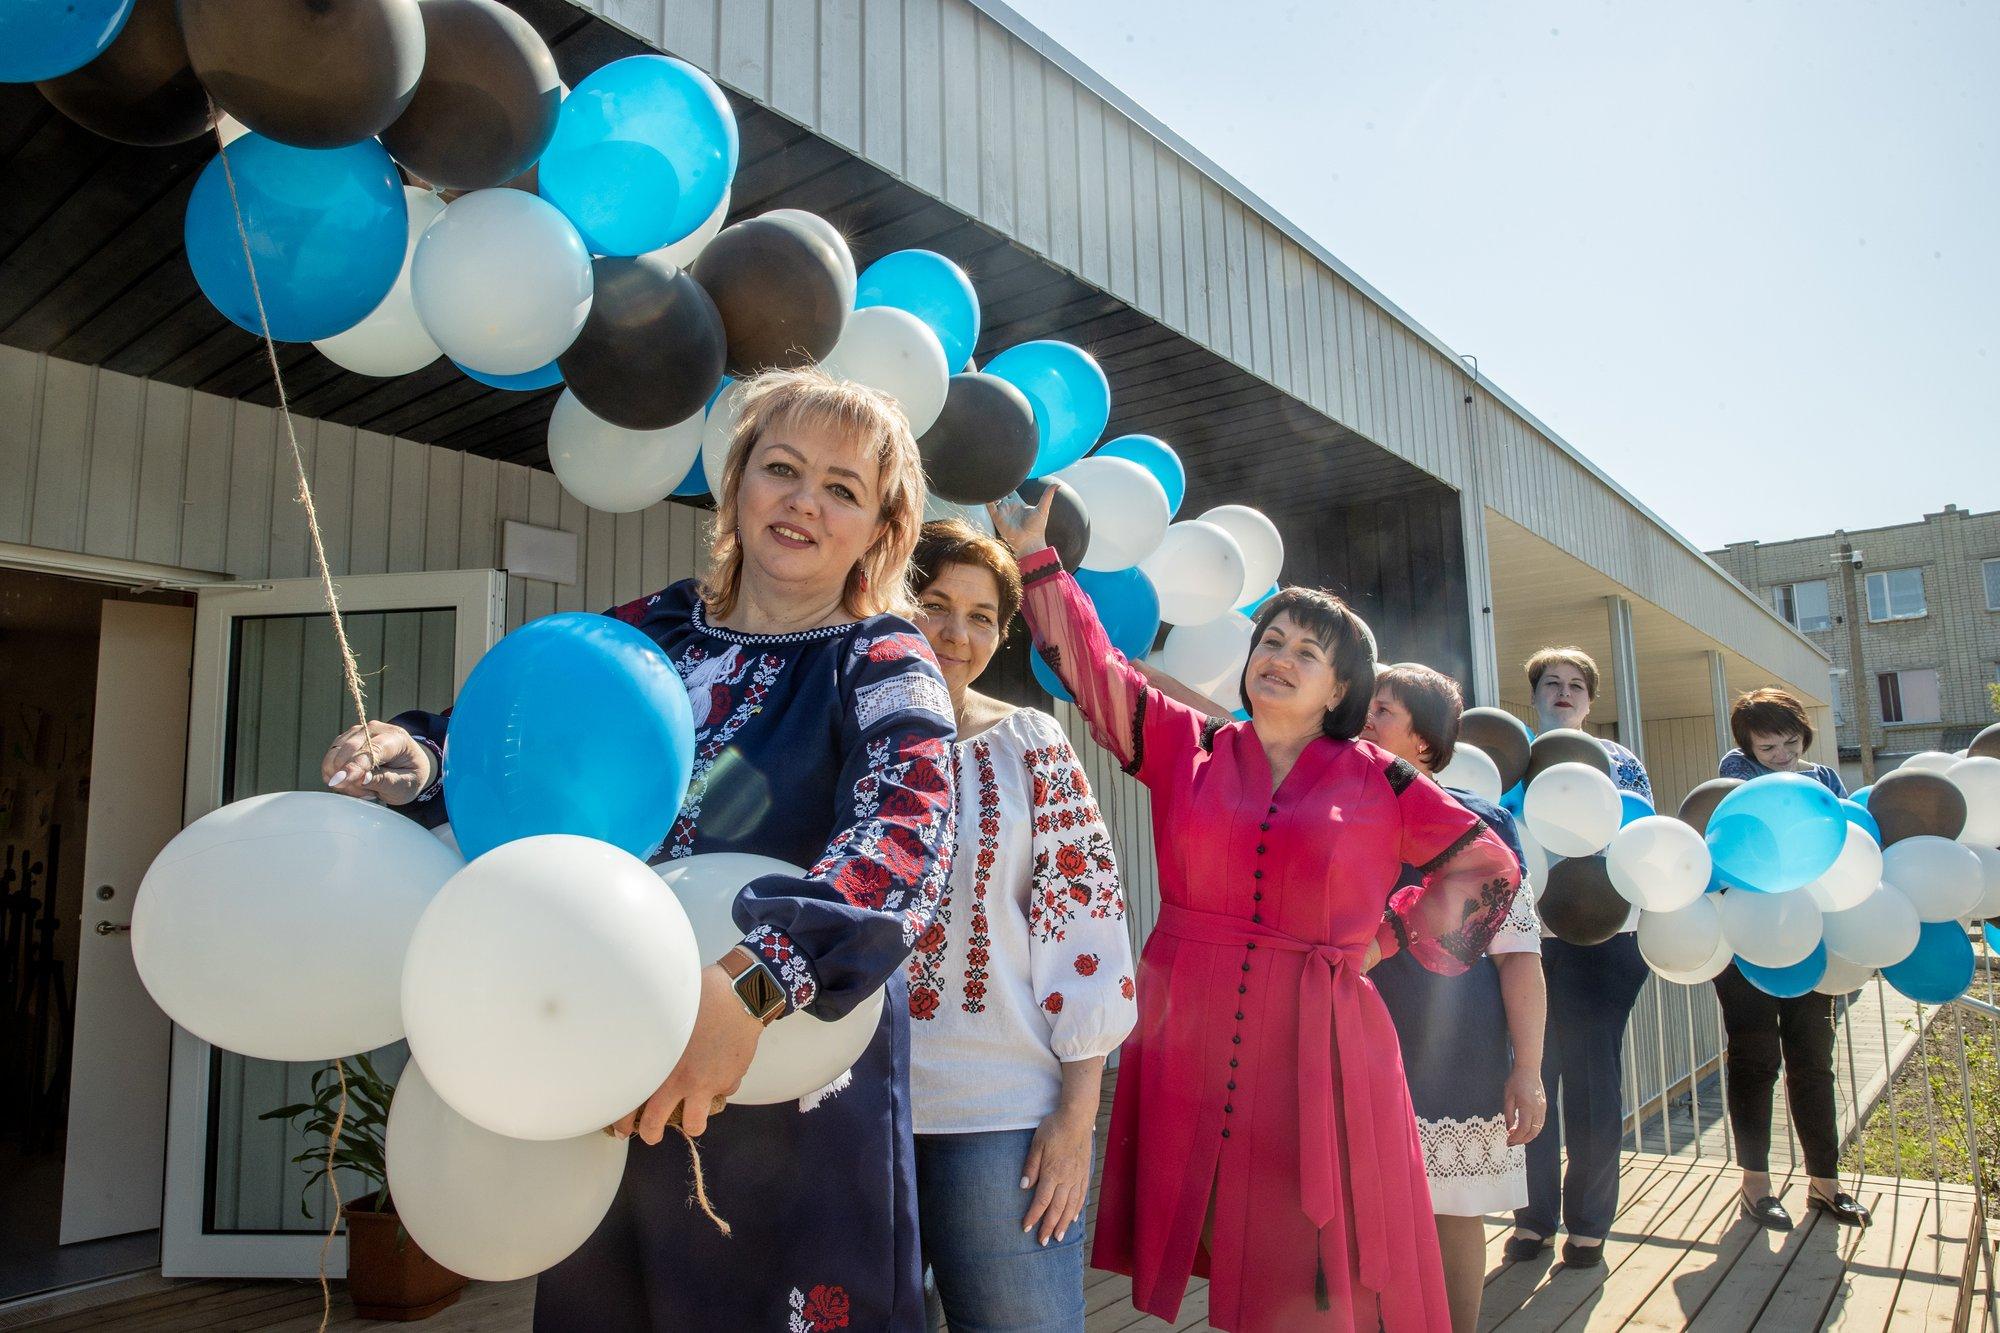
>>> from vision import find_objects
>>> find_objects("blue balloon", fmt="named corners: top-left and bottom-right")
top-left (458, 360), bottom-right (563, 391)
top-left (184, 134), bottom-right (407, 343)
top-left (1986, 922), bottom-right (2000, 954)
top-left (1500, 782), bottom-right (1525, 816)
top-left (1094, 435), bottom-right (1185, 516)
top-left (1737, 944), bottom-right (1827, 998)
top-left (671, 451), bottom-right (709, 497)
top-left (1, 0), bottom-right (132, 82)
top-left (1705, 772), bottom-right (1847, 894)
top-left (538, 55), bottom-right (738, 257)
top-left (1231, 708), bottom-right (1250, 722)
top-left (1074, 566), bottom-right (1160, 661)
top-left (1882, 920), bottom-right (1975, 1004)
top-left (443, 612), bottom-right (696, 861)
top-left (1839, 798), bottom-right (1881, 844)
top-left (984, 341), bottom-right (1111, 478)
top-left (1851, 784), bottom-right (1872, 807)
top-left (1619, 791), bottom-right (1655, 827)
top-left (1031, 645), bottom-right (1072, 704)
top-left (1240, 583), bottom-right (1280, 617)
top-left (855, 250), bottom-right (980, 371)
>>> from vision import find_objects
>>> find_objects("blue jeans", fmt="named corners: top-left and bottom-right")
top-left (916, 1130), bottom-right (1085, 1333)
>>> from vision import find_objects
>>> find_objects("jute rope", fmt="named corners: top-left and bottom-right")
top-left (205, 115), bottom-right (729, 1328)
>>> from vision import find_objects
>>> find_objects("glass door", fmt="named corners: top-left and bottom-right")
top-left (160, 570), bottom-right (503, 1277)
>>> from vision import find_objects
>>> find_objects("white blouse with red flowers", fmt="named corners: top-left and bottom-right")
top-left (907, 706), bottom-right (1138, 1134)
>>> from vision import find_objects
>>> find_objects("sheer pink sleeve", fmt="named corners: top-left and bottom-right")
top-left (1364, 745), bottom-right (1522, 976)
top-left (1017, 548), bottom-right (1206, 788)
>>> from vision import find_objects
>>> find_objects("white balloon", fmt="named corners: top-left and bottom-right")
top-left (760, 208), bottom-right (857, 309)
top-left (1436, 743), bottom-right (1503, 805)
top-left (1199, 504), bottom-right (1284, 608)
top-left (700, 379), bottom-right (751, 498)
top-left (923, 491), bottom-right (995, 534)
top-left (1152, 612), bottom-right (1256, 699)
top-left (818, 306), bottom-right (950, 436)
top-left (1968, 845), bottom-right (2000, 921)
top-left (1801, 823), bottom-right (1885, 913)
top-left (401, 835), bottom-right (701, 1140)
top-left (386, 1060), bottom-right (627, 1282)
top-left (1054, 456), bottom-right (1171, 572)
top-left (655, 854), bottom-right (885, 1105)
top-left (1815, 951), bottom-right (1876, 996)
top-left (1522, 762), bottom-right (1623, 858)
top-left (1901, 750), bottom-right (1960, 776)
top-left (1820, 882), bottom-right (1921, 968)
top-left (315, 188), bottom-right (447, 377)
top-left (1655, 933), bottom-right (1735, 986)
top-left (1881, 834), bottom-right (1985, 923)
top-left (216, 113), bottom-right (249, 145)
top-left (1139, 521), bottom-right (1247, 626)
top-left (131, 792), bottom-right (461, 1062)
top-left (1947, 757), bottom-right (2000, 846)
top-left (651, 189), bottom-right (731, 269)
top-left (1606, 815), bottom-right (1712, 913)
top-left (1716, 887), bottom-right (1822, 969)
top-left (548, 390), bottom-right (703, 513)
top-left (1636, 894), bottom-right (1723, 974)
top-left (1517, 824), bottom-right (1552, 902)
top-left (411, 189), bottom-right (594, 376)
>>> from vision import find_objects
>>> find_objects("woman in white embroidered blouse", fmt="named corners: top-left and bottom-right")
top-left (906, 519), bottom-right (1137, 1333)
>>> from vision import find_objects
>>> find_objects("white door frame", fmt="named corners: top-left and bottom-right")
top-left (161, 569), bottom-right (504, 1278)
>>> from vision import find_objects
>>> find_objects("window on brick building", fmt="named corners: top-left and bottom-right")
top-left (1877, 668), bottom-right (1941, 724)
top-left (1773, 580), bottom-right (1831, 632)
top-left (1984, 558), bottom-right (2000, 612)
top-left (1865, 567), bottom-right (1926, 621)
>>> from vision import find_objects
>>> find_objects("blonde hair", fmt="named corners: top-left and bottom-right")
top-left (1525, 645), bottom-right (1601, 700)
top-left (702, 366), bottom-right (925, 621)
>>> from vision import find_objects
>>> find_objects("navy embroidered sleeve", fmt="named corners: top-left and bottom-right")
top-left (731, 623), bottom-right (958, 1020)
top-left (386, 707), bottom-right (451, 831)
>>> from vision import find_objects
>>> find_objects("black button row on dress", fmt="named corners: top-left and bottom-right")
top-left (1224, 822), bottom-right (1276, 1140)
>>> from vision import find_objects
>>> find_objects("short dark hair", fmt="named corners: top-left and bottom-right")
top-left (911, 519), bottom-right (1023, 639)
top-left (1731, 687), bottom-right (1814, 753)
top-left (1525, 646), bottom-right (1600, 700)
top-left (1237, 587), bottom-right (1376, 741)
top-left (1375, 662), bottom-right (1465, 770)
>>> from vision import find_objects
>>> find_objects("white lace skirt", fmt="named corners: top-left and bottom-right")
top-left (1418, 1113), bottom-right (1527, 1217)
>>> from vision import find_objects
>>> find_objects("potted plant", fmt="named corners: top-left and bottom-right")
top-left (262, 1053), bottom-right (468, 1321)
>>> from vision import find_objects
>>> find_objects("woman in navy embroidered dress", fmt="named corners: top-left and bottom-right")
top-left (320, 369), bottom-right (955, 1331)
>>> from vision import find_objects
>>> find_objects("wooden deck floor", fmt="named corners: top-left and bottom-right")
top-left (8, 1152), bottom-right (1988, 1332)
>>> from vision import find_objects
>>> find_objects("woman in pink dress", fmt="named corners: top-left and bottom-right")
top-left (990, 494), bottom-right (1522, 1332)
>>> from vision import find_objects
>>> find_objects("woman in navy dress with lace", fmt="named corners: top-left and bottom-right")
top-left (321, 369), bottom-right (955, 1331)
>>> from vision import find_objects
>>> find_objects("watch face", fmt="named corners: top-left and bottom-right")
top-left (738, 966), bottom-right (784, 1021)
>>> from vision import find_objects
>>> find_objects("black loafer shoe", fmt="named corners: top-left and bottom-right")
top-left (1560, 1239), bottom-right (1606, 1267)
top-left (1740, 1194), bottom-right (1794, 1231)
top-left (1807, 1191), bottom-right (1871, 1227)
top-left (1503, 1233), bottom-right (1550, 1262)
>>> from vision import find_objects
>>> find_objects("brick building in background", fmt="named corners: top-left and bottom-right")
top-left (1711, 504), bottom-right (2000, 787)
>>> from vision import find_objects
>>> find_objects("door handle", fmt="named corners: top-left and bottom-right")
top-left (95, 920), bottom-right (131, 936)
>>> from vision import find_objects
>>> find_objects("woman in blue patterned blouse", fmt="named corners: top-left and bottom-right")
top-left (322, 369), bottom-right (956, 1331)
top-left (1508, 647), bottom-right (1652, 1269)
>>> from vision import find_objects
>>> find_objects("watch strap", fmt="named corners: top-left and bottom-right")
top-left (721, 948), bottom-right (787, 1026)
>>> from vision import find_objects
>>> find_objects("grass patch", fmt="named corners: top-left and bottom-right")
top-left (1845, 1003), bottom-right (2000, 1213)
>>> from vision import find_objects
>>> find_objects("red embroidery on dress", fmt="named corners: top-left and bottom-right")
top-left (788, 1284), bottom-right (851, 1331)
top-left (960, 740), bottom-right (998, 1014)
top-left (1074, 953), bottom-right (1099, 976)
top-left (1043, 992), bottom-right (1064, 1014)
top-left (1026, 738), bottom-right (1123, 945)
top-left (1119, 975), bottom-right (1134, 1000)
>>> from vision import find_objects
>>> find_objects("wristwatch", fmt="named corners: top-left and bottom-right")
top-left (720, 947), bottom-right (787, 1026)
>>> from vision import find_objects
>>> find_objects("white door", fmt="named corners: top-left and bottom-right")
top-left (59, 601), bottom-right (194, 1243)
top-left (160, 569), bottom-right (504, 1278)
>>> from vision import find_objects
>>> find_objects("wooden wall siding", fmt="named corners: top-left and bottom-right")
top-left (0, 347), bottom-right (710, 636)
top-left (1301, 490), bottom-right (1473, 691)
top-left (572, 0), bottom-right (1826, 714)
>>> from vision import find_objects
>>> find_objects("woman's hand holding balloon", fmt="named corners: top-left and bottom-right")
top-left (987, 486), bottom-right (1057, 558)
top-left (614, 956), bottom-right (765, 1144)
top-left (321, 721), bottom-right (432, 806)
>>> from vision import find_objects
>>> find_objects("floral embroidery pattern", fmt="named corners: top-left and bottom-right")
top-left (788, 1283), bottom-right (851, 1332)
top-left (960, 740), bottom-right (999, 1014)
top-left (907, 776), bottom-right (953, 1027)
top-left (809, 731), bottom-right (955, 949)
top-left (1119, 975), bottom-right (1134, 1000)
top-left (746, 925), bottom-right (816, 1011)
top-left (1074, 953), bottom-right (1099, 976)
top-left (664, 646), bottom-right (786, 860)
top-left (1026, 740), bottom-right (1123, 945)
top-left (1043, 991), bottom-right (1064, 1014)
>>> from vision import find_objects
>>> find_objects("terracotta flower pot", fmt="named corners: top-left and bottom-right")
top-left (343, 1195), bottom-right (468, 1321)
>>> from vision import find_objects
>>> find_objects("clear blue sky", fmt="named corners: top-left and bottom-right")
top-left (1002, 0), bottom-right (1997, 552)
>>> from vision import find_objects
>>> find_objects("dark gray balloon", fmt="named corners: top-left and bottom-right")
top-left (380, 0), bottom-right (560, 192)
top-left (180, 0), bottom-right (426, 149)
top-left (917, 373), bottom-right (1039, 505)
top-left (1014, 476), bottom-right (1090, 574)
top-left (691, 216), bottom-right (849, 376)
top-left (1459, 707), bottom-right (1533, 792)
top-left (1971, 721), bottom-right (2000, 762)
top-left (558, 255), bottom-right (727, 432)
top-left (1677, 777), bottom-right (1742, 836)
top-left (1539, 855), bottom-right (1628, 946)
top-left (38, 0), bottom-right (211, 146)
top-left (1868, 769), bottom-right (1967, 846)
top-left (1524, 728), bottom-right (1612, 785)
